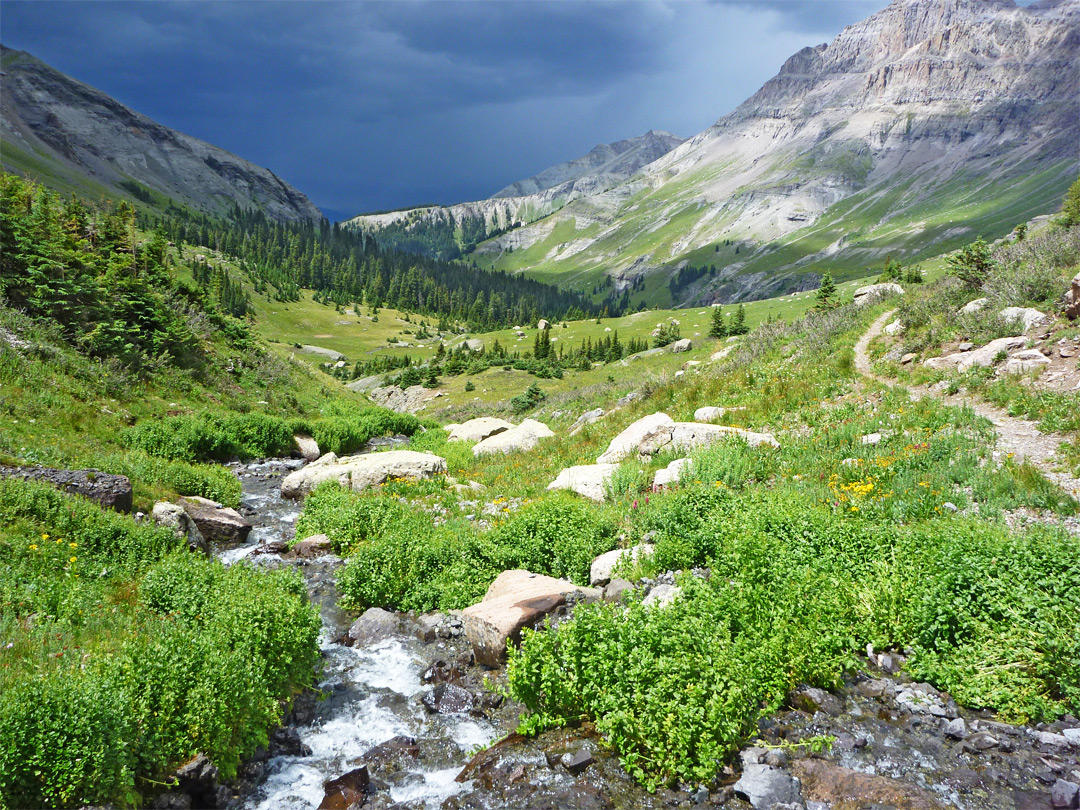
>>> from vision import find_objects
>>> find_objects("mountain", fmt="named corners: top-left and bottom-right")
top-left (342, 131), bottom-right (684, 261)
top-left (387, 0), bottom-right (1079, 305)
top-left (0, 46), bottom-right (322, 222)
top-left (491, 130), bottom-right (685, 198)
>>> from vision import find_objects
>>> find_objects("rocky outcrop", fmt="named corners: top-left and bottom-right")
top-left (596, 413), bottom-right (676, 464)
top-left (1067, 272), bottom-right (1080, 320)
top-left (280, 450), bottom-right (447, 499)
top-left (923, 336), bottom-right (1026, 372)
top-left (461, 570), bottom-right (601, 667)
top-left (447, 418), bottom-right (514, 443)
top-left (0, 465), bottom-right (132, 512)
top-left (853, 283), bottom-right (904, 307)
top-left (369, 384), bottom-right (440, 414)
top-left (598, 414), bottom-right (779, 463)
top-left (179, 496), bottom-right (252, 543)
top-left (0, 46), bottom-right (322, 222)
top-left (546, 464), bottom-right (618, 502)
top-left (472, 419), bottom-right (554, 457)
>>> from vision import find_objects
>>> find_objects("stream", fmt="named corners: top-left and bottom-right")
top-left (217, 458), bottom-right (497, 810)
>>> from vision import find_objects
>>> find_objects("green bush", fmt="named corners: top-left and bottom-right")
top-left (96, 451), bottom-right (242, 507)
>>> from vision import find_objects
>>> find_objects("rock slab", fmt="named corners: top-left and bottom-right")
top-left (281, 450), bottom-right (447, 499)
top-left (473, 419), bottom-right (554, 457)
top-left (0, 465), bottom-right (132, 513)
top-left (462, 570), bottom-right (600, 667)
top-left (447, 417), bottom-right (515, 443)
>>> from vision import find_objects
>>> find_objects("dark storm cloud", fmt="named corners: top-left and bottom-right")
top-left (2, 0), bottom-right (892, 219)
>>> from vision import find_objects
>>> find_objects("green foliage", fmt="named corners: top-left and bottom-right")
top-left (123, 406), bottom-right (420, 462)
top-left (0, 481), bottom-right (320, 809)
top-left (814, 271), bottom-right (838, 311)
top-left (652, 322), bottom-right (681, 348)
top-left (708, 307), bottom-right (728, 338)
top-left (878, 257), bottom-right (903, 283)
top-left (1058, 176), bottom-right (1080, 227)
top-left (946, 237), bottom-right (995, 288)
top-left (511, 382), bottom-right (546, 414)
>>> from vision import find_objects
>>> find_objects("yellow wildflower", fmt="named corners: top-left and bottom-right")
top-left (28, 544), bottom-right (38, 551)
top-left (69, 556), bottom-right (77, 564)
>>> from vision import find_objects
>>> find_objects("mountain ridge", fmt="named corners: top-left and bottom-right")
top-left (0, 45), bottom-right (323, 222)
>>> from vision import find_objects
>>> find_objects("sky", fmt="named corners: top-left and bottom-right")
top-left (2, 0), bottom-right (895, 222)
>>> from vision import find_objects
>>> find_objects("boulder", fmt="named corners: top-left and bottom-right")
top-left (568, 408), bottom-right (604, 435)
top-left (473, 419), bottom-right (554, 457)
top-left (421, 683), bottom-right (475, 715)
top-left (603, 578), bottom-right (635, 603)
top-left (1002, 349), bottom-right (1050, 375)
top-left (179, 496), bottom-right (252, 543)
top-left (590, 544), bottom-right (654, 587)
top-left (537, 319), bottom-right (549, 330)
top-left (369, 384), bottom-right (435, 414)
top-left (642, 584), bottom-right (681, 608)
top-left (318, 765), bottom-right (370, 810)
top-left (853, 283), bottom-right (903, 307)
top-left (958, 298), bottom-right (990, 315)
top-left (597, 413), bottom-right (676, 464)
top-left (461, 570), bottom-right (601, 667)
top-left (999, 306), bottom-right (1046, 332)
top-left (447, 417), bottom-right (514, 443)
top-left (345, 607), bottom-right (404, 647)
top-left (280, 450), bottom-right (447, 499)
top-left (669, 338), bottom-right (692, 353)
top-left (668, 422), bottom-right (779, 453)
top-left (174, 754), bottom-right (222, 810)
top-left (653, 457), bottom-right (690, 488)
top-left (626, 347), bottom-right (665, 362)
top-left (0, 465), bottom-right (132, 512)
top-left (883, 318), bottom-right (904, 336)
top-left (547, 464), bottom-right (618, 502)
top-left (152, 501), bottom-right (208, 556)
top-left (694, 406), bottom-right (727, 422)
top-left (922, 336), bottom-right (1026, 373)
top-left (710, 346), bottom-right (734, 362)
top-left (464, 338), bottom-right (484, 352)
top-left (733, 764), bottom-right (802, 809)
top-left (292, 433), bottom-right (321, 462)
top-left (285, 533), bottom-right (333, 559)
top-left (1067, 271), bottom-right (1080, 320)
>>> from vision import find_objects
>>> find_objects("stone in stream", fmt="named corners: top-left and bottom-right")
top-left (292, 433), bottom-right (321, 462)
top-left (318, 764), bottom-right (370, 810)
top-left (179, 496), bottom-right (252, 543)
top-left (421, 682), bottom-right (475, 715)
top-left (788, 685), bottom-right (843, 716)
top-left (789, 759), bottom-right (946, 809)
top-left (152, 501), bottom-right (208, 556)
top-left (733, 763), bottom-right (803, 809)
top-left (173, 753), bottom-right (224, 809)
top-left (0, 464), bottom-right (133, 512)
top-left (280, 450), bottom-right (447, 499)
top-left (461, 570), bottom-right (601, 667)
top-left (345, 607), bottom-right (404, 648)
top-left (561, 748), bottom-right (595, 775)
top-left (285, 533), bottom-right (334, 559)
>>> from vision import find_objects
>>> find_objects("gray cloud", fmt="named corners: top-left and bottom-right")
top-left (3, 0), bottom-right (894, 219)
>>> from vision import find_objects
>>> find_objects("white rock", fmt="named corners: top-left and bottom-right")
top-left (447, 417), bottom-right (515, 443)
top-left (547, 464), bottom-right (618, 502)
top-left (861, 432), bottom-right (882, 446)
top-left (569, 408), bottom-right (605, 435)
top-left (653, 458), bottom-right (690, 488)
top-left (292, 433), bottom-right (321, 462)
top-left (958, 297), bottom-right (990, 315)
top-left (281, 450), bottom-right (447, 499)
top-left (537, 319), bottom-right (549, 330)
top-left (694, 406), bottom-right (728, 422)
top-left (883, 319), bottom-right (904, 336)
top-left (999, 307), bottom-right (1046, 333)
top-left (1002, 349), bottom-right (1050, 375)
top-left (642, 584), bottom-right (681, 608)
top-left (473, 419), bottom-right (554, 457)
top-left (590, 544), bottom-right (654, 586)
top-left (669, 338), bottom-right (692, 353)
top-left (597, 413), bottom-right (676, 464)
top-left (853, 283), bottom-right (903, 307)
top-left (923, 336), bottom-right (1026, 372)
top-left (669, 422), bottom-right (779, 452)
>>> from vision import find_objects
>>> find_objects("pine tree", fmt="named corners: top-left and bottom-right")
top-left (709, 307), bottom-right (728, 338)
top-left (814, 272), bottom-right (838, 311)
top-left (731, 304), bottom-right (748, 335)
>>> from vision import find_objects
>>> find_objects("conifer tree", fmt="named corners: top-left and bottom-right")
top-left (709, 307), bottom-right (728, 338)
top-left (814, 272), bottom-right (838, 311)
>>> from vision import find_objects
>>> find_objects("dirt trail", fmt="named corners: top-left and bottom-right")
top-left (855, 310), bottom-right (1080, 497)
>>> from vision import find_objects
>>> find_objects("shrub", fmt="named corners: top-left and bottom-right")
top-left (946, 238), bottom-right (995, 289)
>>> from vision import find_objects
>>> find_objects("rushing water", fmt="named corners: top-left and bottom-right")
top-left (218, 459), bottom-right (496, 810)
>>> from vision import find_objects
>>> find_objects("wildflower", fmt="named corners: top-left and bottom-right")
top-left (69, 556), bottom-right (77, 564)
top-left (28, 544), bottom-right (38, 551)
top-left (69, 542), bottom-right (77, 549)
top-left (41, 533), bottom-right (49, 541)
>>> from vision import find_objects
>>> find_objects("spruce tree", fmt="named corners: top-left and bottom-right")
top-left (709, 307), bottom-right (728, 338)
top-left (731, 304), bottom-right (748, 335)
top-left (814, 272), bottom-right (838, 311)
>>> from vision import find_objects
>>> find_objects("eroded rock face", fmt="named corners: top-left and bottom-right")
top-left (0, 465), bottom-right (132, 512)
top-left (461, 570), bottom-right (601, 667)
top-left (446, 418), bottom-right (514, 443)
top-left (179, 496), bottom-right (252, 543)
top-left (546, 464), bottom-right (618, 503)
top-left (472, 420), bottom-right (554, 457)
top-left (280, 450), bottom-right (447, 499)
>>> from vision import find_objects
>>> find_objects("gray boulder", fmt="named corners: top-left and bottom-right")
top-left (179, 496), bottom-right (252, 543)
top-left (447, 417), bottom-right (514, 443)
top-left (568, 408), bottom-right (605, 435)
top-left (669, 338), bottom-right (692, 353)
top-left (734, 764), bottom-right (802, 809)
top-left (280, 450), bottom-right (447, 499)
top-left (547, 463), bottom-right (618, 502)
top-left (923, 336), bottom-right (1026, 373)
top-left (152, 501), bottom-right (208, 556)
top-left (292, 434), bottom-right (321, 462)
top-left (999, 306), bottom-right (1046, 332)
top-left (1002, 348), bottom-right (1050, 375)
top-left (853, 283), bottom-right (903, 306)
top-left (597, 413), bottom-right (676, 464)
top-left (346, 607), bottom-right (404, 647)
top-left (958, 297), bottom-right (989, 315)
top-left (473, 419), bottom-right (554, 457)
